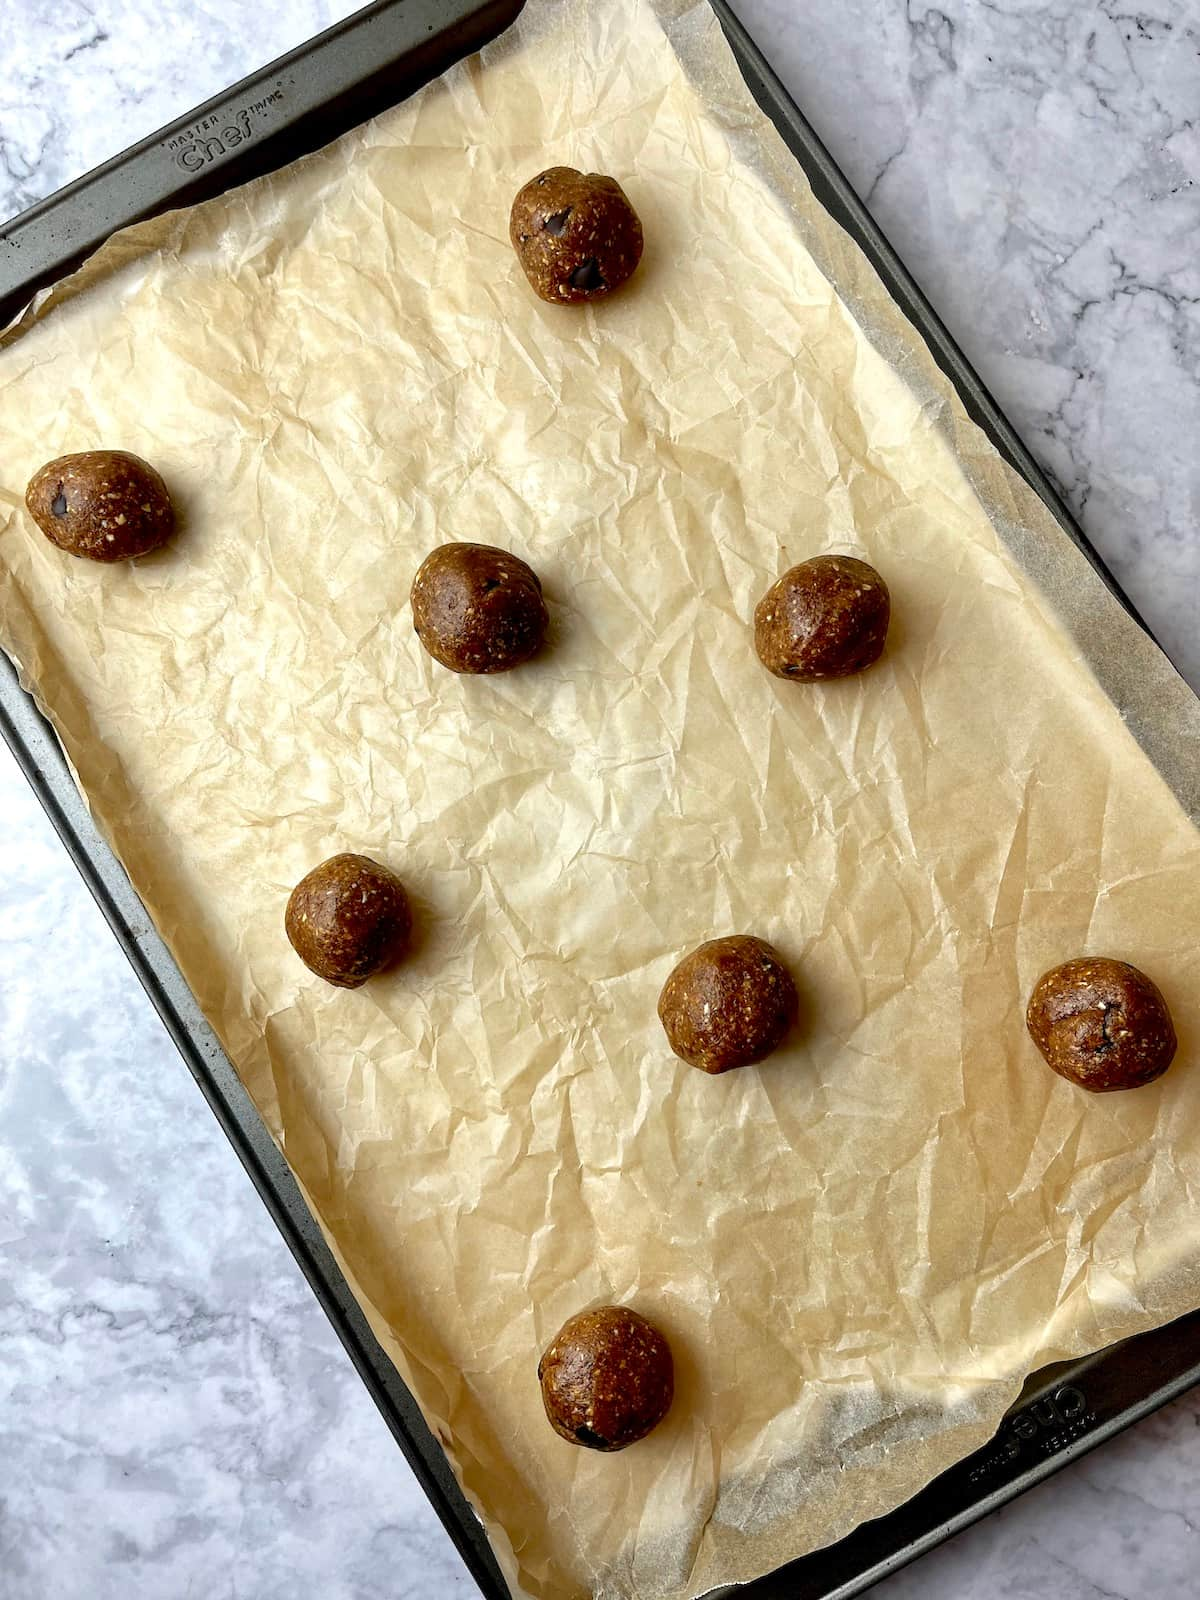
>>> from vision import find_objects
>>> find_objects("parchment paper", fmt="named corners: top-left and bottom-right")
top-left (2, 1), bottom-right (1199, 1596)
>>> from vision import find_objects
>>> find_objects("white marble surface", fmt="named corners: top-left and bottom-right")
top-left (2, 2), bottom-right (1199, 1598)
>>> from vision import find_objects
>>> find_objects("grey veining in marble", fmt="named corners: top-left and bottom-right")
top-left (739, 0), bottom-right (1200, 694)
top-left (0, 730), bottom-right (476, 1600)
top-left (3, 3), bottom-right (1199, 1599)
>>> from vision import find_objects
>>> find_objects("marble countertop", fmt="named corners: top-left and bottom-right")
top-left (2, 2), bottom-right (1198, 1597)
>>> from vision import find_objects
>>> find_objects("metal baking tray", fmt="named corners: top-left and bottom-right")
top-left (1, 3), bottom-right (1195, 1596)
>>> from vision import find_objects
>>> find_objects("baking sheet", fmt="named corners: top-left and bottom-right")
top-left (2, 1), bottom-right (1199, 1597)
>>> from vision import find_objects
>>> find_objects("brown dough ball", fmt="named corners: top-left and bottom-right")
top-left (538, 1306), bottom-right (673, 1451)
top-left (25, 450), bottom-right (174, 562)
top-left (285, 854), bottom-right (412, 989)
top-left (510, 167), bottom-right (643, 304)
top-left (754, 554), bottom-right (890, 681)
top-left (1026, 957), bottom-right (1177, 1093)
top-left (658, 935), bottom-right (798, 1074)
top-left (411, 542), bottom-right (548, 674)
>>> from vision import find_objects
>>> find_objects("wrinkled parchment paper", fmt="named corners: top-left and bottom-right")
top-left (3, 1), bottom-right (1200, 1595)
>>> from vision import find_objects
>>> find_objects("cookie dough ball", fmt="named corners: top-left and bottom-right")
top-left (510, 167), bottom-right (643, 304)
top-left (754, 555), bottom-right (890, 681)
top-left (285, 854), bottom-right (412, 989)
top-left (411, 543), bottom-right (548, 674)
top-left (25, 450), bottom-right (174, 562)
top-left (538, 1306), bottom-right (673, 1451)
top-left (1026, 957), bottom-right (1177, 1093)
top-left (658, 934), bottom-right (798, 1074)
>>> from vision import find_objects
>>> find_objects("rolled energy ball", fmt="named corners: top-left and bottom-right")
top-left (1026, 956), bottom-right (1177, 1093)
top-left (285, 853), bottom-right (412, 989)
top-left (25, 450), bottom-right (174, 561)
top-left (538, 1306), bottom-right (674, 1451)
top-left (510, 167), bottom-right (644, 304)
top-left (658, 934), bottom-right (798, 1074)
top-left (411, 542), bottom-right (548, 674)
top-left (754, 554), bottom-right (890, 681)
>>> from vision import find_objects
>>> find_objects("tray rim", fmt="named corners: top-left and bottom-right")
top-left (2, 3), bottom-right (1199, 1598)
top-left (0, 0), bottom-right (527, 329)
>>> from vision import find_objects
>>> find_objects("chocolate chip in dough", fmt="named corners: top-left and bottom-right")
top-left (510, 167), bottom-right (643, 304)
top-left (411, 542), bottom-right (548, 674)
top-left (1026, 956), bottom-right (1177, 1092)
top-left (538, 1306), bottom-right (674, 1451)
top-left (754, 555), bottom-right (890, 681)
top-left (25, 450), bottom-right (175, 562)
